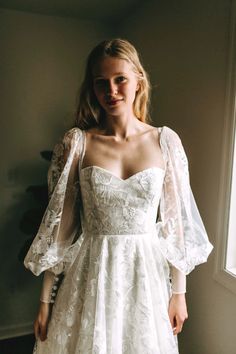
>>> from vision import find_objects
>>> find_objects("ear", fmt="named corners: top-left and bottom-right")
top-left (136, 82), bottom-right (140, 92)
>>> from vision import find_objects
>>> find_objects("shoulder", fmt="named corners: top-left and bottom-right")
top-left (53, 127), bottom-right (84, 162)
top-left (59, 127), bottom-right (84, 150)
top-left (159, 126), bottom-right (188, 167)
top-left (62, 127), bottom-right (83, 142)
top-left (159, 126), bottom-right (182, 146)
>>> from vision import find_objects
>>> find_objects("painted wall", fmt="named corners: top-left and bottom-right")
top-left (1, 2), bottom-right (235, 353)
top-left (117, 1), bottom-right (235, 353)
top-left (0, 8), bottom-right (107, 339)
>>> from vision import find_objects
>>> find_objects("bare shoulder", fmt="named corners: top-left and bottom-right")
top-left (84, 126), bottom-right (106, 140)
top-left (84, 127), bottom-right (100, 134)
top-left (138, 122), bottom-right (161, 143)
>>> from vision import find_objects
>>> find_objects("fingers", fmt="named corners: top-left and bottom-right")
top-left (168, 312), bottom-right (176, 331)
top-left (168, 310), bottom-right (178, 335)
top-left (168, 309), bottom-right (187, 335)
top-left (173, 314), bottom-right (187, 335)
top-left (39, 322), bottom-right (48, 341)
top-left (34, 320), bottom-right (39, 340)
top-left (168, 295), bottom-right (188, 335)
top-left (34, 320), bottom-right (48, 342)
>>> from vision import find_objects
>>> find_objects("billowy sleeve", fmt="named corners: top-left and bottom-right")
top-left (156, 126), bottom-right (213, 275)
top-left (24, 127), bottom-right (84, 277)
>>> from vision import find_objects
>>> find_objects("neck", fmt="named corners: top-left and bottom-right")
top-left (100, 111), bottom-right (141, 140)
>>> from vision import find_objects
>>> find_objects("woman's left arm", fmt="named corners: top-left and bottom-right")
top-left (168, 293), bottom-right (188, 335)
top-left (168, 265), bottom-right (188, 335)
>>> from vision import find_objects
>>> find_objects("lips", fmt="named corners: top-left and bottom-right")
top-left (106, 98), bottom-right (123, 106)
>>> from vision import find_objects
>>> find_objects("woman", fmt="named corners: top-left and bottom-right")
top-left (24, 38), bottom-right (213, 354)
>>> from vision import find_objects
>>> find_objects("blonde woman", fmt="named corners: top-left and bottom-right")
top-left (24, 38), bottom-right (213, 354)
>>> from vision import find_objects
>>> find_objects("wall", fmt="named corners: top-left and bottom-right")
top-left (1, 2), bottom-right (235, 352)
top-left (117, 1), bottom-right (235, 353)
top-left (0, 8), bottom-right (107, 339)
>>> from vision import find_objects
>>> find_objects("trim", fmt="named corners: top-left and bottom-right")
top-left (213, 0), bottom-right (236, 295)
top-left (0, 322), bottom-right (33, 340)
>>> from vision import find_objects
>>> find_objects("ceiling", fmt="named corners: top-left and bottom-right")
top-left (0, 0), bottom-right (149, 24)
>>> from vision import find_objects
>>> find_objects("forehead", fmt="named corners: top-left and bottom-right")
top-left (92, 57), bottom-right (135, 78)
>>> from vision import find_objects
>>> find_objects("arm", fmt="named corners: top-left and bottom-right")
top-left (157, 127), bottom-right (208, 334)
top-left (157, 126), bottom-right (213, 275)
top-left (29, 128), bottom-right (82, 340)
top-left (34, 270), bottom-right (64, 341)
top-left (24, 127), bottom-right (83, 276)
top-left (168, 265), bottom-right (188, 335)
top-left (39, 270), bottom-right (61, 304)
top-left (33, 133), bottom-right (67, 341)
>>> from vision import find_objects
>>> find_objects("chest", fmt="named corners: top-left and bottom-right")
top-left (80, 131), bottom-right (165, 180)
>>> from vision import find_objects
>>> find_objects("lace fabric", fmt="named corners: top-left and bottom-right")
top-left (24, 128), bottom-right (84, 275)
top-left (25, 125), bottom-right (213, 354)
top-left (24, 125), bottom-right (213, 277)
top-left (157, 127), bottom-right (213, 275)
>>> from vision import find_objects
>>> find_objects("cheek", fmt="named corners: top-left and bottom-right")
top-left (126, 83), bottom-right (138, 100)
top-left (93, 87), bottom-right (104, 102)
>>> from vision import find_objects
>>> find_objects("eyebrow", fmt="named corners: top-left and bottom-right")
top-left (93, 72), bottom-right (127, 79)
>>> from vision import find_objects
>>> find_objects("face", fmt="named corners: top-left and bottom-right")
top-left (92, 56), bottom-right (139, 118)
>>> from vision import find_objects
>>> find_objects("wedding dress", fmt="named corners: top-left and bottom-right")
top-left (24, 126), bottom-right (213, 354)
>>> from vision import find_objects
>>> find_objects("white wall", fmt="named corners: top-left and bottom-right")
top-left (0, 8), bottom-right (107, 339)
top-left (117, 1), bottom-right (235, 353)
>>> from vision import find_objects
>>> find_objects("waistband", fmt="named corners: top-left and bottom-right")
top-left (84, 230), bottom-right (157, 239)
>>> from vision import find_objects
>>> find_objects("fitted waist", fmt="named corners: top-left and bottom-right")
top-left (83, 229), bottom-right (157, 240)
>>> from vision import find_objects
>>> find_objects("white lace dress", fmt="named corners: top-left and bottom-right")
top-left (24, 126), bottom-right (213, 354)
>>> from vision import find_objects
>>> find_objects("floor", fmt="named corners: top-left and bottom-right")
top-left (0, 334), bottom-right (35, 354)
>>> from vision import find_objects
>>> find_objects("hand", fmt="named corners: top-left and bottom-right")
top-left (34, 302), bottom-right (52, 341)
top-left (168, 293), bottom-right (188, 335)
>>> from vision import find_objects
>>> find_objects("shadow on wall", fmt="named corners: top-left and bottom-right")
top-left (18, 150), bottom-right (52, 262)
top-left (0, 151), bottom-right (52, 335)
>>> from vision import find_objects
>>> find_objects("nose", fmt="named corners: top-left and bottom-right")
top-left (106, 80), bottom-right (118, 96)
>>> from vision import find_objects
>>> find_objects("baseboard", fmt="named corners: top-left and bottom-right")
top-left (0, 322), bottom-right (34, 340)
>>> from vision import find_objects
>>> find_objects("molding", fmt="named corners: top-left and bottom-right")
top-left (0, 322), bottom-right (33, 340)
top-left (213, 0), bottom-right (236, 295)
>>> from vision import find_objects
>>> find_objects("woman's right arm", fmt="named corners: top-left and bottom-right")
top-left (34, 301), bottom-right (52, 341)
top-left (24, 128), bottom-right (83, 339)
top-left (34, 270), bottom-right (60, 341)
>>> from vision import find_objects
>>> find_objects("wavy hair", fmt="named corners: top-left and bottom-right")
top-left (75, 38), bottom-right (151, 129)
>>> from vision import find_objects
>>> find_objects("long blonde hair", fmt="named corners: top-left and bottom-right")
top-left (75, 38), bottom-right (151, 130)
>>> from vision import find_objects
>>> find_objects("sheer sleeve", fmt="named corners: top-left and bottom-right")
top-left (170, 266), bottom-right (186, 294)
top-left (39, 270), bottom-right (59, 303)
top-left (156, 126), bottom-right (213, 275)
top-left (24, 127), bottom-right (84, 276)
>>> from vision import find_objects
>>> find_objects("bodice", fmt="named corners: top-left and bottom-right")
top-left (79, 165), bottom-right (165, 235)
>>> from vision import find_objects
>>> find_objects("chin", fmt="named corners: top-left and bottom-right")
top-left (105, 106), bottom-right (125, 116)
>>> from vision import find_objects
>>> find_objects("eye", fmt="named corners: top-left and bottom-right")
top-left (116, 76), bottom-right (127, 84)
top-left (94, 79), bottom-right (106, 87)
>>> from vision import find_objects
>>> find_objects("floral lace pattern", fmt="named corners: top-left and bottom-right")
top-left (80, 166), bottom-right (165, 235)
top-left (24, 128), bottom-right (83, 275)
top-left (157, 127), bottom-right (213, 274)
top-left (35, 166), bottom-right (178, 354)
top-left (25, 125), bottom-right (213, 354)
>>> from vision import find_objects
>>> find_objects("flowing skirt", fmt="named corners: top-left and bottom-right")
top-left (33, 231), bottom-right (179, 354)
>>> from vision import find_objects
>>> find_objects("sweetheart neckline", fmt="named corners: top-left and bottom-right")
top-left (79, 165), bottom-right (165, 182)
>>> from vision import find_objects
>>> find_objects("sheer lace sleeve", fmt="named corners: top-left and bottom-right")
top-left (156, 126), bottom-right (213, 275)
top-left (170, 266), bottom-right (186, 294)
top-left (24, 127), bottom-right (84, 276)
top-left (39, 270), bottom-right (60, 303)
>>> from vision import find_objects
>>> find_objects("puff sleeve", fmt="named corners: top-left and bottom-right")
top-left (24, 127), bottom-right (84, 276)
top-left (156, 126), bottom-right (213, 275)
